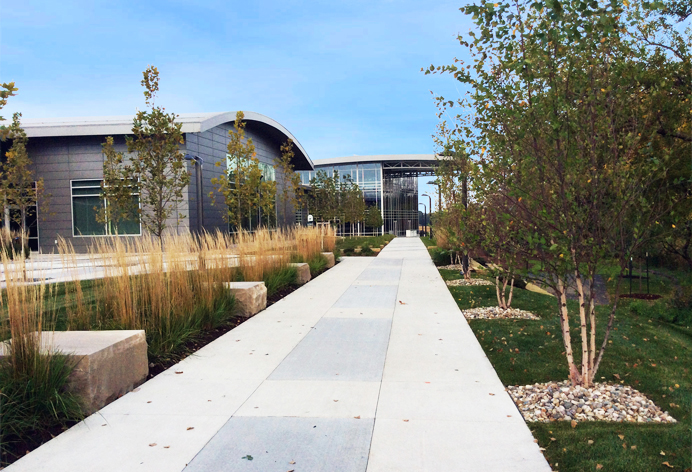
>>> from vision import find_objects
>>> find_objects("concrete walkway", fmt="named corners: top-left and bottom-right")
top-left (8, 238), bottom-right (551, 472)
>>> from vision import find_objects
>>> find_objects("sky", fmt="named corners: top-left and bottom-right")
top-left (0, 0), bottom-right (476, 210)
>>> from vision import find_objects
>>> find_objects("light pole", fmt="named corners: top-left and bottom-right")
top-left (426, 181), bottom-right (441, 214)
top-left (421, 193), bottom-right (432, 238)
top-left (419, 202), bottom-right (427, 237)
top-left (258, 175), bottom-right (264, 229)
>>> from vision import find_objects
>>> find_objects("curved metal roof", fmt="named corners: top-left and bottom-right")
top-left (313, 154), bottom-right (437, 166)
top-left (20, 111), bottom-right (314, 170)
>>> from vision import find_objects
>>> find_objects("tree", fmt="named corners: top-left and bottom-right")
top-left (0, 113), bottom-right (46, 254)
top-left (99, 137), bottom-right (140, 234)
top-left (309, 170), bottom-right (340, 225)
top-left (0, 82), bottom-right (18, 141)
top-left (462, 198), bottom-right (524, 309)
top-left (341, 177), bottom-right (366, 236)
top-left (275, 139), bottom-right (304, 226)
top-left (102, 66), bottom-right (190, 242)
top-left (364, 205), bottom-right (383, 233)
top-left (211, 111), bottom-right (276, 231)
top-left (428, 0), bottom-right (691, 387)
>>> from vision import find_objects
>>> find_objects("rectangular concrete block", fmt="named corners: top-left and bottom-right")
top-left (322, 252), bottom-right (335, 268)
top-left (224, 281), bottom-right (267, 317)
top-left (1, 330), bottom-right (149, 415)
top-left (289, 262), bottom-right (311, 285)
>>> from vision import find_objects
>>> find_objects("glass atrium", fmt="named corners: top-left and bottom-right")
top-left (299, 162), bottom-right (419, 236)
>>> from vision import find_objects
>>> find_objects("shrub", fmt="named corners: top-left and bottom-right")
top-left (429, 248), bottom-right (452, 266)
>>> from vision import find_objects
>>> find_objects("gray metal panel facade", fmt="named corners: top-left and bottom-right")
top-left (185, 121), bottom-right (297, 233)
top-left (23, 119), bottom-right (300, 253)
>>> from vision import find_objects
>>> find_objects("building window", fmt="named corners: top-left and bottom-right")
top-left (71, 180), bottom-right (140, 236)
top-left (226, 155), bottom-right (276, 182)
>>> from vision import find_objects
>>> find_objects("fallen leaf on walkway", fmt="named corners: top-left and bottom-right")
top-left (242, 455), bottom-right (253, 461)
top-left (133, 388), bottom-right (141, 392)
top-left (333, 400), bottom-right (339, 402)
top-left (175, 371), bottom-right (183, 374)
top-left (507, 415), bottom-right (512, 418)
top-left (489, 393), bottom-right (495, 396)
top-left (187, 427), bottom-right (194, 431)
top-left (399, 301), bottom-right (407, 304)
top-left (403, 419), bottom-right (409, 422)
top-left (149, 443), bottom-right (157, 447)
top-left (147, 401), bottom-right (152, 404)
top-left (354, 416), bottom-right (361, 419)
top-left (289, 461), bottom-right (296, 464)
top-left (164, 446), bottom-right (170, 449)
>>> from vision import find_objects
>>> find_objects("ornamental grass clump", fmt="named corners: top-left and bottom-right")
top-left (0, 251), bottom-right (82, 461)
top-left (57, 233), bottom-right (239, 363)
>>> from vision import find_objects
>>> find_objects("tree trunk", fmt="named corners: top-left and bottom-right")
top-left (556, 278), bottom-right (581, 385)
top-left (574, 271), bottom-right (591, 387)
top-left (507, 277), bottom-right (515, 308)
top-left (588, 275), bottom-right (597, 382)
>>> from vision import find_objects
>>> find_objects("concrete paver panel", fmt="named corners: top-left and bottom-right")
top-left (367, 418), bottom-right (549, 472)
top-left (269, 317), bottom-right (392, 382)
top-left (332, 285), bottom-right (399, 309)
top-left (235, 380), bottom-right (380, 419)
top-left (185, 417), bottom-right (373, 472)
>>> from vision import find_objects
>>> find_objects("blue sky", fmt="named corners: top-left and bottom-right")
top-left (1, 0), bottom-right (475, 209)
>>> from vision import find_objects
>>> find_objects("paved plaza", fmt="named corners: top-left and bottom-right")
top-left (8, 238), bottom-right (551, 471)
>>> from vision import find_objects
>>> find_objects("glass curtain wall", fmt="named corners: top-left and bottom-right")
top-left (300, 162), bottom-right (422, 236)
top-left (383, 174), bottom-right (418, 236)
top-left (299, 163), bottom-right (384, 235)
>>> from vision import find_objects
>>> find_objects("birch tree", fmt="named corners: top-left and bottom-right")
top-left (428, 0), bottom-right (691, 386)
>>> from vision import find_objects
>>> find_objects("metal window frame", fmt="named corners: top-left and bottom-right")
top-left (70, 179), bottom-right (142, 238)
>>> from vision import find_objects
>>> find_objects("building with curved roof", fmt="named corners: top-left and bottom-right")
top-left (299, 154), bottom-right (439, 236)
top-left (3, 112), bottom-right (312, 252)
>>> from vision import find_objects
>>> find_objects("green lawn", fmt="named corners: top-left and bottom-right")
top-left (440, 268), bottom-right (691, 472)
top-left (335, 234), bottom-right (395, 257)
top-left (420, 236), bottom-right (437, 247)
